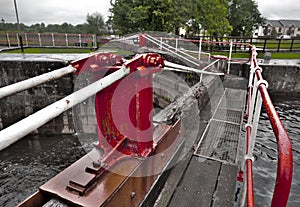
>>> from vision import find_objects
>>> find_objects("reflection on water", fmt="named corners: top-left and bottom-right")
top-left (0, 134), bottom-right (88, 207)
top-left (254, 99), bottom-right (300, 207)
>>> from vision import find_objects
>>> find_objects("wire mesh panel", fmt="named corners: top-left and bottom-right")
top-left (194, 88), bottom-right (246, 164)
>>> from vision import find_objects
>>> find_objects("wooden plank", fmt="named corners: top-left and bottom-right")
top-left (212, 164), bottom-right (238, 207)
top-left (168, 157), bottom-right (221, 207)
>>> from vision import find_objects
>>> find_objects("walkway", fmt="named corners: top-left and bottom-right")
top-left (155, 80), bottom-right (247, 207)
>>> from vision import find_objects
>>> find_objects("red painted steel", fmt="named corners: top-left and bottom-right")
top-left (245, 125), bottom-right (255, 207)
top-left (244, 46), bottom-right (293, 207)
top-left (255, 69), bottom-right (293, 207)
top-left (139, 33), bottom-right (147, 47)
top-left (71, 52), bottom-right (165, 158)
top-left (246, 159), bottom-right (254, 207)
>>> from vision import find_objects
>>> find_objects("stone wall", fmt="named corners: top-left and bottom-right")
top-left (0, 60), bottom-right (76, 134)
top-left (230, 63), bottom-right (300, 96)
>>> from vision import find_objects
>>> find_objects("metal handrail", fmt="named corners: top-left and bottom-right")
top-left (244, 46), bottom-right (293, 207)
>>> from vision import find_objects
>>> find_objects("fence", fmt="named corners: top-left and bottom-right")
top-left (242, 45), bottom-right (293, 207)
top-left (0, 32), bottom-right (97, 49)
top-left (185, 36), bottom-right (300, 53)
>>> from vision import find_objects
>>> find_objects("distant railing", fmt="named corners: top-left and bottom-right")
top-left (184, 36), bottom-right (300, 53)
top-left (243, 45), bottom-right (293, 207)
top-left (0, 32), bottom-right (97, 49)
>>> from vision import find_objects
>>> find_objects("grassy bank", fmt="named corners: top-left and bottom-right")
top-left (2, 47), bottom-right (93, 54)
top-left (2, 47), bottom-right (299, 59)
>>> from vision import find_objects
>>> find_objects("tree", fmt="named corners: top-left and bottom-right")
top-left (109, 0), bottom-right (232, 36)
top-left (109, 0), bottom-right (181, 35)
top-left (193, 0), bottom-right (232, 36)
top-left (85, 12), bottom-right (105, 34)
top-left (228, 0), bottom-right (265, 37)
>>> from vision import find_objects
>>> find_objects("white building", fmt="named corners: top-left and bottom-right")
top-left (255, 19), bottom-right (300, 38)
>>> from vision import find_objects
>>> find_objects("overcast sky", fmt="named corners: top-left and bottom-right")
top-left (0, 0), bottom-right (299, 26)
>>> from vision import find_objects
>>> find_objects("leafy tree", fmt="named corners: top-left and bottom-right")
top-left (228, 0), bottom-right (265, 37)
top-left (192, 0), bottom-right (232, 36)
top-left (270, 27), bottom-right (277, 38)
top-left (109, 0), bottom-right (180, 35)
top-left (85, 12), bottom-right (105, 34)
top-left (109, 0), bottom-right (231, 36)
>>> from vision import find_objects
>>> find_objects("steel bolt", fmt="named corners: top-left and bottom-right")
top-left (92, 160), bottom-right (101, 168)
top-left (130, 191), bottom-right (136, 198)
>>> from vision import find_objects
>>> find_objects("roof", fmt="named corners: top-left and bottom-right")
top-left (279, 19), bottom-right (300, 27)
top-left (265, 19), bottom-right (300, 27)
top-left (266, 20), bottom-right (283, 27)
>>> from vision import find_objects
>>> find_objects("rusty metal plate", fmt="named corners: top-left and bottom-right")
top-left (37, 121), bottom-right (181, 207)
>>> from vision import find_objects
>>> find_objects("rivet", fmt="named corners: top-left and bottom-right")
top-left (130, 191), bottom-right (136, 198)
top-left (92, 160), bottom-right (101, 168)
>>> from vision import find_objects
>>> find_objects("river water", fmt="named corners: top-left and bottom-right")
top-left (253, 98), bottom-right (300, 207)
top-left (0, 98), bottom-right (299, 206)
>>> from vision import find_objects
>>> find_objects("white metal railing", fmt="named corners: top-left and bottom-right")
top-left (143, 34), bottom-right (200, 67)
top-left (164, 61), bottom-right (224, 76)
top-left (0, 65), bottom-right (76, 99)
top-left (242, 45), bottom-right (293, 207)
top-left (0, 65), bottom-right (129, 151)
top-left (0, 32), bottom-right (97, 48)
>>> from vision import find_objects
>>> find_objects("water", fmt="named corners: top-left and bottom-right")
top-left (253, 98), bottom-right (300, 207)
top-left (0, 98), bottom-right (299, 206)
top-left (0, 134), bottom-right (87, 207)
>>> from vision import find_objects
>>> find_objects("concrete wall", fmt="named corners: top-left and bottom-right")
top-left (230, 62), bottom-right (300, 95)
top-left (0, 60), bottom-right (97, 135)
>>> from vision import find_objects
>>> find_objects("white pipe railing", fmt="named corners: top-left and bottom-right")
top-left (0, 65), bottom-right (76, 100)
top-left (227, 41), bottom-right (233, 74)
top-left (0, 66), bottom-right (130, 151)
top-left (3, 32), bottom-right (96, 48)
top-left (143, 34), bottom-right (200, 67)
top-left (165, 61), bottom-right (224, 76)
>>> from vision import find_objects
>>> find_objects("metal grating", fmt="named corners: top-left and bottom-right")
top-left (194, 88), bottom-right (246, 164)
top-left (219, 99), bottom-right (244, 111)
top-left (224, 89), bottom-right (246, 100)
top-left (196, 120), bottom-right (240, 164)
top-left (214, 108), bottom-right (243, 124)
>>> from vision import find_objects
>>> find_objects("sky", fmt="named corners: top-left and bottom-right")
top-left (0, 0), bottom-right (299, 26)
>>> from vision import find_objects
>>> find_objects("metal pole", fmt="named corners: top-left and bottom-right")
top-left (38, 33), bottom-right (42, 46)
top-left (6, 33), bottom-right (11, 47)
top-left (227, 41), bottom-right (233, 74)
top-left (92, 34), bottom-right (96, 48)
top-left (65, 34), bottom-right (68, 47)
top-left (248, 92), bottom-right (263, 156)
top-left (79, 34), bottom-right (82, 47)
top-left (13, 0), bottom-right (24, 52)
top-left (16, 33), bottom-right (20, 46)
top-left (0, 66), bottom-right (76, 100)
top-left (52, 33), bottom-right (55, 47)
top-left (25, 33), bottom-right (28, 46)
top-left (0, 66), bottom-right (129, 151)
top-left (198, 37), bottom-right (202, 60)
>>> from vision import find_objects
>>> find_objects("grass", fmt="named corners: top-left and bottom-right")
top-left (2, 47), bottom-right (93, 54)
top-left (2, 46), bottom-right (299, 59)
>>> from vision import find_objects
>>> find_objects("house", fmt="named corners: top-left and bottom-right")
top-left (257, 19), bottom-right (300, 37)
